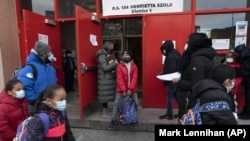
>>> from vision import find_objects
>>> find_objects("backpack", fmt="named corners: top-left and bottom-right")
top-left (179, 99), bottom-right (230, 125)
top-left (118, 96), bottom-right (138, 125)
top-left (12, 63), bottom-right (38, 80)
top-left (13, 113), bottom-right (49, 141)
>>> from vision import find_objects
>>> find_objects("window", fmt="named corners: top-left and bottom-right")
top-left (196, 0), bottom-right (249, 10)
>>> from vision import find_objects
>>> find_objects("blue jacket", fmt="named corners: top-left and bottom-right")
top-left (17, 52), bottom-right (57, 101)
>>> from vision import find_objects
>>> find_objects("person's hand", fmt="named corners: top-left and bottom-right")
top-left (122, 92), bottom-right (127, 96)
top-left (172, 78), bottom-right (180, 84)
top-left (127, 90), bottom-right (132, 96)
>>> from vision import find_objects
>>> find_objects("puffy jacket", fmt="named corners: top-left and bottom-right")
top-left (17, 52), bottom-right (57, 101)
top-left (227, 62), bottom-right (243, 94)
top-left (26, 103), bottom-right (75, 141)
top-left (116, 61), bottom-right (138, 93)
top-left (0, 90), bottom-right (29, 141)
top-left (96, 49), bottom-right (117, 103)
top-left (191, 79), bottom-right (237, 125)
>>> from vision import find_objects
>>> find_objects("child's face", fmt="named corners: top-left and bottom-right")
top-left (7, 82), bottom-right (23, 97)
top-left (46, 88), bottom-right (67, 110)
top-left (226, 52), bottom-right (234, 58)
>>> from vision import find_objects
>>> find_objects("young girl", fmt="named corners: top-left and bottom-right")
top-left (26, 84), bottom-right (75, 141)
top-left (223, 50), bottom-right (243, 113)
top-left (0, 79), bottom-right (29, 141)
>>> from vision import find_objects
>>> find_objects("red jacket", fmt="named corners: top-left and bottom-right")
top-left (228, 62), bottom-right (243, 94)
top-left (0, 90), bottom-right (29, 141)
top-left (116, 62), bottom-right (138, 93)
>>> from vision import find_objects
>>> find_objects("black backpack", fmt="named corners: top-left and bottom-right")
top-left (12, 63), bottom-right (38, 80)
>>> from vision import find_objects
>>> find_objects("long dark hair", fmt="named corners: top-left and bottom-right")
top-left (5, 79), bottom-right (22, 92)
top-left (180, 33), bottom-right (212, 72)
top-left (34, 84), bottom-right (64, 113)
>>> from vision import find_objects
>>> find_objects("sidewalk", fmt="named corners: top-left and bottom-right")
top-left (66, 90), bottom-right (250, 132)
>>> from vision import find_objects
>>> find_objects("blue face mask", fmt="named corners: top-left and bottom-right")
top-left (55, 100), bottom-right (67, 111)
top-left (15, 90), bottom-right (25, 99)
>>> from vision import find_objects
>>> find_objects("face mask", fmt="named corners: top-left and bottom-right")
top-left (122, 57), bottom-right (132, 63)
top-left (48, 53), bottom-right (57, 62)
top-left (226, 58), bottom-right (234, 63)
top-left (15, 90), bottom-right (25, 99)
top-left (108, 49), bottom-right (113, 54)
top-left (162, 50), bottom-right (166, 55)
top-left (67, 53), bottom-right (71, 57)
top-left (226, 81), bottom-right (234, 93)
top-left (55, 100), bottom-right (67, 111)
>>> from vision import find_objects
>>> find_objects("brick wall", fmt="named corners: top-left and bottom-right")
top-left (0, 0), bottom-right (20, 89)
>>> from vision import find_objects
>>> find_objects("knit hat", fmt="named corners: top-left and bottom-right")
top-left (212, 65), bottom-right (235, 83)
top-left (34, 41), bottom-right (51, 56)
top-left (122, 50), bottom-right (132, 58)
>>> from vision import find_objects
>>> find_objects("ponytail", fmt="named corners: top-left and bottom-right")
top-left (34, 90), bottom-right (46, 113)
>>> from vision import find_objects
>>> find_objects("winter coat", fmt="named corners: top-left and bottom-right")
top-left (191, 79), bottom-right (238, 125)
top-left (178, 47), bottom-right (216, 91)
top-left (162, 50), bottom-right (181, 85)
top-left (17, 52), bottom-right (57, 102)
top-left (116, 61), bottom-right (138, 93)
top-left (26, 103), bottom-right (75, 141)
top-left (0, 90), bottom-right (29, 141)
top-left (96, 49), bottom-right (117, 103)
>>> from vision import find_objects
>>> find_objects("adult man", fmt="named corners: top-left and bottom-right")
top-left (17, 41), bottom-right (57, 115)
top-left (63, 49), bottom-right (76, 93)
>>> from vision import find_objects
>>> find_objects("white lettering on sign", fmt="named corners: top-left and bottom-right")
top-left (102, 0), bottom-right (184, 16)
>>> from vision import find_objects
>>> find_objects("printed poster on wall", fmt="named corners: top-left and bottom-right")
top-left (102, 0), bottom-right (184, 16)
top-left (235, 21), bottom-right (248, 47)
top-left (38, 33), bottom-right (48, 44)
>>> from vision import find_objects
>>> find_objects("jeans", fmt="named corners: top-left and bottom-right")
top-left (111, 93), bottom-right (139, 121)
top-left (166, 83), bottom-right (179, 116)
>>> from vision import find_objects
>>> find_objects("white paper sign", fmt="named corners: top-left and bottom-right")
top-left (90, 34), bottom-right (98, 46)
top-left (212, 39), bottom-right (230, 50)
top-left (102, 0), bottom-right (184, 16)
top-left (38, 33), bottom-right (48, 44)
top-left (235, 21), bottom-right (248, 46)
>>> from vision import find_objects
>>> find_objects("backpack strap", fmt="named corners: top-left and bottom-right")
top-left (199, 100), bottom-right (230, 112)
top-left (37, 113), bottom-right (50, 136)
top-left (26, 63), bottom-right (38, 80)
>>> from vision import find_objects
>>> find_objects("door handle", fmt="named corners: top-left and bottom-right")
top-left (81, 63), bottom-right (97, 74)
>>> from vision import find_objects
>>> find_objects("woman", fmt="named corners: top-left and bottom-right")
top-left (26, 84), bottom-right (75, 141)
top-left (0, 79), bottom-right (29, 141)
top-left (173, 33), bottom-right (216, 119)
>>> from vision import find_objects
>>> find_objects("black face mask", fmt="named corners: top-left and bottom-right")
top-left (108, 49), bottom-right (114, 54)
top-left (122, 57), bottom-right (132, 63)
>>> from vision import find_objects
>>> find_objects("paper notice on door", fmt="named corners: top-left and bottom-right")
top-left (90, 34), bottom-right (98, 46)
top-left (156, 72), bottom-right (181, 81)
top-left (38, 33), bottom-right (48, 44)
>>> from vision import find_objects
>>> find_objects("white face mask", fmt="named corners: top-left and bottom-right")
top-left (48, 53), bottom-right (57, 62)
top-left (226, 58), bottom-right (234, 63)
top-left (226, 81), bottom-right (235, 93)
top-left (55, 100), bottom-right (67, 111)
top-left (15, 90), bottom-right (25, 99)
top-left (67, 53), bottom-right (71, 57)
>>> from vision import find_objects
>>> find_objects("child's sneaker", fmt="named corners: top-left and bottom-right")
top-left (107, 120), bottom-right (118, 130)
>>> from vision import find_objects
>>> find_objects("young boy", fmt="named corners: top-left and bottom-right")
top-left (108, 50), bottom-right (139, 130)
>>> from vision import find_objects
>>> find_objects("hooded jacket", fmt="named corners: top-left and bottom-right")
top-left (190, 79), bottom-right (237, 125)
top-left (0, 90), bottom-right (29, 141)
top-left (17, 51), bottom-right (57, 101)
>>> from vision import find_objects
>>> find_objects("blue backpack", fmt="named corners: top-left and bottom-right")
top-left (118, 96), bottom-right (138, 125)
top-left (179, 99), bottom-right (230, 125)
top-left (13, 113), bottom-right (50, 141)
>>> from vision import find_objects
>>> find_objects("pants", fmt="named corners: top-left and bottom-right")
top-left (165, 83), bottom-right (179, 116)
top-left (111, 93), bottom-right (139, 121)
top-left (243, 79), bottom-right (250, 114)
top-left (64, 70), bottom-right (75, 92)
top-left (177, 90), bottom-right (189, 119)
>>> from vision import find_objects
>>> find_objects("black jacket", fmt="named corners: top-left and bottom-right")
top-left (178, 47), bottom-right (216, 91)
top-left (163, 50), bottom-right (181, 85)
top-left (190, 79), bottom-right (237, 125)
top-left (27, 103), bottom-right (75, 141)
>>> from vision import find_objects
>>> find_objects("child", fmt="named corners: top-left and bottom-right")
top-left (25, 84), bottom-right (75, 141)
top-left (108, 50), bottom-right (139, 130)
top-left (0, 79), bottom-right (29, 141)
top-left (223, 50), bottom-right (243, 113)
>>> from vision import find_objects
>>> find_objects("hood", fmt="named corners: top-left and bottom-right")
top-left (96, 49), bottom-right (108, 58)
top-left (0, 90), bottom-right (24, 106)
top-left (192, 79), bottom-right (226, 99)
top-left (160, 40), bottom-right (174, 56)
top-left (191, 47), bottom-right (216, 59)
top-left (26, 52), bottom-right (44, 64)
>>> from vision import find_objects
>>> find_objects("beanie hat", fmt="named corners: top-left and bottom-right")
top-left (212, 65), bottom-right (235, 83)
top-left (34, 41), bottom-right (51, 56)
top-left (122, 50), bottom-right (132, 58)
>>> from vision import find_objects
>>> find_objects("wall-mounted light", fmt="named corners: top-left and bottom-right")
top-left (91, 15), bottom-right (100, 23)
top-left (44, 19), bottom-right (56, 26)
